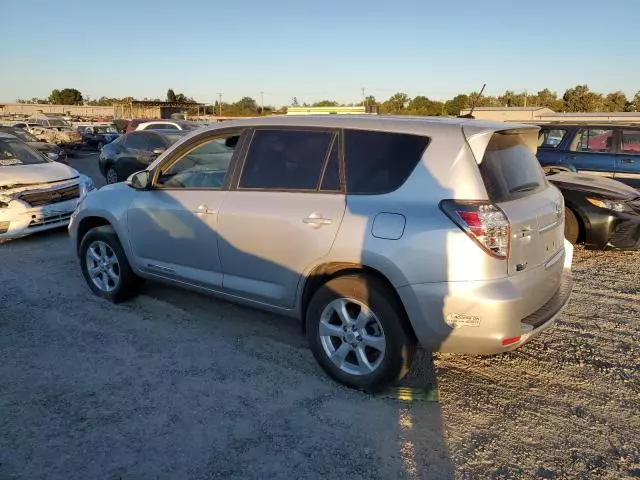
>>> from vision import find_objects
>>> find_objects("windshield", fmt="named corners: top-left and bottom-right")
top-left (162, 132), bottom-right (188, 144)
top-left (7, 129), bottom-right (39, 142)
top-left (0, 139), bottom-right (49, 166)
top-left (180, 121), bottom-right (201, 131)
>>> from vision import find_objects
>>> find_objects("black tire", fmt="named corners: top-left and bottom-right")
top-left (105, 166), bottom-right (119, 184)
top-left (306, 274), bottom-right (416, 391)
top-left (564, 207), bottom-right (580, 244)
top-left (79, 225), bottom-right (143, 303)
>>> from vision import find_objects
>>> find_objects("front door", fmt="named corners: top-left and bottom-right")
top-left (218, 128), bottom-right (345, 308)
top-left (127, 131), bottom-right (245, 288)
top-left (615, 128), bottom-right (640, 188)
top-left (564, 127), bottom-right (616, 178)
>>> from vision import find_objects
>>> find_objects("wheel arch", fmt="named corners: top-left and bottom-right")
top-left (564, 201), bottom-right (587, 244)
top-left (75, 216), bottom-right (113, 254)
top-left (299, 262), bottom-right (416, 341)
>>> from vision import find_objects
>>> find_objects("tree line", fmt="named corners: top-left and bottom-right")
top-left (16, 85), bottom-right (640, 115)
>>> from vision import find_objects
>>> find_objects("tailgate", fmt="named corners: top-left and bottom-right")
top-left (472, 128), bottom-right (565, 275)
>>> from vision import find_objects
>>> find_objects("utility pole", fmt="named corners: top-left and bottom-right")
top-left (524, 89), bottom-right (528, 107)
top-left (361, 87), bottom-right (365, 107)
top-left (260, 91), bottom-right (264, 115)
top-left (217, 93), bottom-right (223, 116)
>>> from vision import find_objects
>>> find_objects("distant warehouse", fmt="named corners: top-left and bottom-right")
top-left (287, 105), bottom-right (378, 115)
top-left (114, 100), bottom-right (206, 120)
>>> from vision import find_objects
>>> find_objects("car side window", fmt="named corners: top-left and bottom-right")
top-left (537, 128), bottom-right (567, 148)
top-left (570, 128), bottom-right (614, 153)
top-left (124, 133), bottom-right (145, 149)
top-left (344, 130), bottom-right (429, 194)
top-left (141, 133), bottom-right (166, 150)
top-left (156, 133), bottom-right (241, 189)
top-left (621, 130), bottom-right (640, 155)
top-left (239, 129), bottom-right (335, 191)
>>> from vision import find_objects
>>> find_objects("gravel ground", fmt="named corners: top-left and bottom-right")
top-left (0, 154), bottom-right (638, 479)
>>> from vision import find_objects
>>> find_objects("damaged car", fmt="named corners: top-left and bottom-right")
top-left (0, 132), bottom-right (94, 241)
top-left (0, 126), bottom-right (67, 164)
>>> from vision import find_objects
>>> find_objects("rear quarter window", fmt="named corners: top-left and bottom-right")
top-left (538, 128), bottom-right (567, 149)
top-left (344, 130), bottom-right (429, 194)
top-left (479, 132), bottom-right (548, 203)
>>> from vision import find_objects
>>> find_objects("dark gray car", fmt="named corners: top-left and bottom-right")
top-left (0, 126), bottom-right (67, 164)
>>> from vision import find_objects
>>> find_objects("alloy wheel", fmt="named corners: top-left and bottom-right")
top-left (86, 240), bottom-right (120, 293)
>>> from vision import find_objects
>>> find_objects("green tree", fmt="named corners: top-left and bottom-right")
top-left (533, 89), bottom-right (563, 111)
top-left (604, 91), bottom-right (628, 112)
top-left (291, 97), bottom-right (299, 107)
top-left (380, 92), bottom-right (410, 114)
top-left (312, 100), bottom-right (340, 107)
top-left (562, 85), bottom-right (604, 112)
top-left (166, 89), bottom-right (177, 102)
top-left (364, 95), bottom-right (376, 106)
top-left (627, 91), bottom-right (640, 112)
top-left (444, 94), bottom-right (470, 116)
top-left (407, 96), bottom-right (444, 116)
top-left (48, 88), bottom-right (83, 105)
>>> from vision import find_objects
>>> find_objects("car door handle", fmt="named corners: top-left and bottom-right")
top-left (302, 215), bottom-right (332, 227)
top-left (194, 204), bottom-right (215, 215)
top-left (620, 158), bottom-right (635, 163)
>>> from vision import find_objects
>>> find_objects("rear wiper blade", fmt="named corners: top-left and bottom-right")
top-left (509, 182), bottom-right (539, 193)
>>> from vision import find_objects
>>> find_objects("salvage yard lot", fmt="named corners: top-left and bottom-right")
top-left (0, 153), bottom-right (638, 479)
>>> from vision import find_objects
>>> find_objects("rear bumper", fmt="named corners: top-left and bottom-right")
top-left (397, 241), bottom-right (574, 354)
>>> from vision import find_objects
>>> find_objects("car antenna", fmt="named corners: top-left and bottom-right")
top-left (458, 83), bottom-right (486, 119)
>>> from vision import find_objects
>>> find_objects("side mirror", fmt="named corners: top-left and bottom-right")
top-left (152, 147), bottom-right (165, 156)
top-left (126, 170), bottom-right (151, 190)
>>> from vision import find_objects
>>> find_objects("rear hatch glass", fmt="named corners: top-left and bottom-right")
top-left (478, 131), bottom-right (564, 276)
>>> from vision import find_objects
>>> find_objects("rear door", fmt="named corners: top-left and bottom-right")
top-left (615, 128), bottom-right (640, 188)
top-left (563, 127), bottom-right (616, 177)
top-left (218, 128), bottom-right (345, 308)
top-left (477, 130), bottom-right (565, 277)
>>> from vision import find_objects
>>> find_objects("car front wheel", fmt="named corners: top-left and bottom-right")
top-left (79, 226), bottom-right (142, 303)
top-left (306, 274), bottom-right (416, 391)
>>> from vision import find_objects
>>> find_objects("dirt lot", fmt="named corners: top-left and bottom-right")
top-left (0, 154), bottom-right (638, 479)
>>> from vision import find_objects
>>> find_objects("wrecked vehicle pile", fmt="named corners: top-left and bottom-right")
top-left (0, 132), bottom-right (94, 240)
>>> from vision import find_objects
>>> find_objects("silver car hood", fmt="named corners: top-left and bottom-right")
top-left (0, 162), bottom-right (80, 201)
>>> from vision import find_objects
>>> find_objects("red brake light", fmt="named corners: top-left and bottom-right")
top-left (440, 200), bottom-right (510, 258)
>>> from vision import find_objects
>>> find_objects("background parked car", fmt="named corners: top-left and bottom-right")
top-left (547, 171), bottom-right (640, 249)
top-left (537, 123), bottom-right (640, 188)
top-left (0, 126), bottom-right (67, 164)
top-left (79, 124), bottom-right (121, 151)
top-left (0, 132), bottom-right (94, 240)
top-left (124, 118), bottom-right (161, 133)
top-left (135, 120), bottom-right (201, 131)
top-left (98, 129), bottom-right (187, 184)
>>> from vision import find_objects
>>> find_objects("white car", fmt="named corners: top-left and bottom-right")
top-left (0, 132), bottom-right (94, 240)
top-left (135, 120), bottom-right (201, 132)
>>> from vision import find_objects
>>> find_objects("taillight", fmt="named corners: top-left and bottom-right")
top-left (440, 200), bottom-right (510, 258)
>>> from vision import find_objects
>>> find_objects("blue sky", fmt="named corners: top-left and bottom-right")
top-left (3, 0), bottom-right (639, 106)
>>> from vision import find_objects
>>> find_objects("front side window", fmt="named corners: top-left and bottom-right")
top-left (621, 130), bottom-right (640, 154)
top-left (537, 128), bottom-right (567, 148)
top-left (239, 129), bottom-right (335, 191)
top-left (124, 133), bottom-right (146, 150)
top-left (140, 133), bottom-right (166, 150)
top-left (156, 133), bottom-right (240, 189)
top-left (571, 128), bottom-right (614, 153)
top-left (344, 130), bottom-right (429, 194)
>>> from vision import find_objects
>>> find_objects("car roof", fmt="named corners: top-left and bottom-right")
top-left (194, 115), bottom-right (537, 137)
top-left (130, 129), bottom-right (188, 135)
top-left (540, 122), bottom-right (640, 128)
top-left (0, 132), bottom-right (19, 139)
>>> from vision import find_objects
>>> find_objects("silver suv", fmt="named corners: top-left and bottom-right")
top-left (69, 116), bottom-right (573, 390)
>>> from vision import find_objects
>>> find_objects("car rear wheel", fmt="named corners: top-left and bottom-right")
top-left (106, 167), bottom-right (119, 184)
top-left (565, 207), bottom-right (580, 244)
top-left (306, 274), bottom-right (416, 391)
top-left (80, 226), bottom-right (142, 303)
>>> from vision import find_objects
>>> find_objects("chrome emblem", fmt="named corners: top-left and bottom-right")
top-left (555, 202), bottom-right (562, 219)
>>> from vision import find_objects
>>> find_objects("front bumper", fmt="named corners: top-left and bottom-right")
top-left (397, 241), bottom-right (574, 355)
top-left (584, 209), bottom-right (640, 250)
top-left (0, 198), bottom-right (79, 240)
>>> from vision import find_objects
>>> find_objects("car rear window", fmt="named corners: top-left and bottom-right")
top-left (538, 128), bottom-right (567, 148)
top-left (344, 130), bottom-right (429, 194)
top-left (479, 132), bottom-right (547, 203)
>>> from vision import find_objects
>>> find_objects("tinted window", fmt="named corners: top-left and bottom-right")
top-left (240, 130), bottom-right (334, 190)
top-left (621, 130), bottom-right (640, 154)
top-left (344, 130), bottom-right (428, 194)
top-left (479, 132), bottom-right (547, 203)
top-left (142, 133), bottom-right (166, 150)
top-left (148, 123), bottom-right (177, 130)
top-left (158, 134), bottom-right (240, 189)
top-left (538, 128), bottom-right (567, 148)
top-left (124, 133), bottom-right (146, 149)
top-left (571, 128), bottom-right (614, 153)
top-left (320, 139), bottom-right (340, 191)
